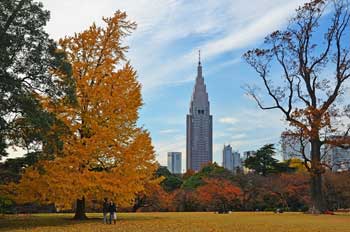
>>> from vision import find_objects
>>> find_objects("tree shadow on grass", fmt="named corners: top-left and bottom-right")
top-left (0, 213), bottom-right (162, 231)
top-left (0, 214), bottom-right (98, 231)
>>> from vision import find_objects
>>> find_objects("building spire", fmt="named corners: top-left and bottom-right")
top-left (198, 50), bottom-right (201, 66)
top-left (197, 50), bottom-right (202, 78)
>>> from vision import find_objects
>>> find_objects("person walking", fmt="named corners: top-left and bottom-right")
top-left (102, 198), bottom-right (109, 224)
top-left (109, 200), bottom-right (117, 224)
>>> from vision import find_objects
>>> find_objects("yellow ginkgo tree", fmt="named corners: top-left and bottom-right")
top-left (11, 11), bottom-right (157, 219)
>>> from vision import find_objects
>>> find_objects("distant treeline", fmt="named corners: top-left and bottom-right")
top-left (131, 163), bottom-right (350, 213)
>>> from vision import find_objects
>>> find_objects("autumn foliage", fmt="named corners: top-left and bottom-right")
top-left (195, 178), bottom-right (241, 213)
top-left (7, 11), bottom-right (157, 215)
top-left (2, 1), bottom-right (350, 217)
top-left (130, 163), bottom-right (350, 213)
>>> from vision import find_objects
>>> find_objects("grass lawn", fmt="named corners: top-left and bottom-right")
top-left (0, 212), bottom-right (349, 232)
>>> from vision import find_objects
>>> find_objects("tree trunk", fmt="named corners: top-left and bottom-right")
top-left (132, 195), bottom-right (143, 212)
top-left (73, 196), bottom-right (88, 220)
top-left (310, 172), bottom-right (326, 213)
top-left (309, 139), bottom-right (326, 214)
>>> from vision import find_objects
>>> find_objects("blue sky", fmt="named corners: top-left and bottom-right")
top-left (11, 0), bottom-right (315, 169)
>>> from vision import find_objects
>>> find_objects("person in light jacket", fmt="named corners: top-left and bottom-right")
top-left (109, 201), bottom-right (117, 224)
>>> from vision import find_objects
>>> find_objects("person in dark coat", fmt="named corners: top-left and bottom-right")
top-left (109, 201), bottom-right (117, 224)
top-left (102, 198), bottom-right (109, 224)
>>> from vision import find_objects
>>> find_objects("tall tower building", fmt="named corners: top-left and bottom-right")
top-left (223, 144), bottom-right (242, 173)
top-left (167, 152), bottom-right (182, 174)
top-left (223, 145), bottom-right (233, 171)
top-left (186, 51), bottom-right (213, 171)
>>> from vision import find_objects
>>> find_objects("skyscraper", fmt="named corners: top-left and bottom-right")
top-left (186, 52), bottom-right (213, 171)
top-left (222, 144), bottom-right (242, 172)
top-left (167, 152), bottom-right (182, 174)
top-left (223, 145), bottom-right (233, 171)
top-left (232, 151), bottom-right (242, 172)
top-left (324, 145), bottom-right (350, 172)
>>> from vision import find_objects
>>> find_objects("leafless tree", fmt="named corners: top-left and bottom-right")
top-left (243, 0), bottom-right (350, 213)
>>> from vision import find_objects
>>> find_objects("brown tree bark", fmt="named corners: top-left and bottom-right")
top-left (310, 173), bottom-right (326, 213)
top-left (309, 139), bottom-right (326, 213)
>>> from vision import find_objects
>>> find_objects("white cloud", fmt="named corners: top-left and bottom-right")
top-left (231, 133), bottom-right (247, 140)
top-left (41, 0), bottom-right (309, 94)
top-left (224, 109), bottom-right (286, 131)
top-left (43, 0), bottom-right (176, 40)
top-left (135, 0), bottom-right (309, 93)
top-left (199, 1), bottom-right (307, 60)
top-left (216, 108), bottom-right (286, 154)
top-left (36, 0), bottom-right (309, 166)
top-left (218, 117), bottom-right (239, 125)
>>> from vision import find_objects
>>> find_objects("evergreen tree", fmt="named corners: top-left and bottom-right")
top-left (244, 144), bottom-right (279, 176)
top-left (0, 0), bottom-right (74, 160)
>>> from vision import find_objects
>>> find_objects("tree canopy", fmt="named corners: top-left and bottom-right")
top-left (244, 0), bottom-right (350, 213)
top-left (7, 11), bottom-right (157, 219)
top-left (244, 144), bottom-right (295, 176)
top-left (0, 0), bottom-right (74, 160)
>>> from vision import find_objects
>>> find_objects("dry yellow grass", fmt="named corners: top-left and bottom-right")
top-left (0, 212), bottom-right (349, 232)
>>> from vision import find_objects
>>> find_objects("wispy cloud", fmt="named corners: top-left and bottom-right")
top-left (215, 108), bottom-right (286, 153)
top-left (198, 1), bottom-right (307, 60)
top-left (132, 0), bottom-right (308, 93)
top-left (231, 133), bottom-right (247, 140)
top-left (218, 117), bottom-right (239, 125)
top-left (34, 0), bottom-right (310, 167)
top-left (42, 0), bottom-right (308, 94)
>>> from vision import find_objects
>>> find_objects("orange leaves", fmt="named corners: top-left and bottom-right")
top-left (195, 178), bottom-right (242, 212)
top-left (263, 173), bottom-right (311, 209)
top-left (288, 105), bottom-right (337, 141)
top-left (196, 178), bottom-right (241, 202)
top-left (12, 11), bottom-right (156, 210)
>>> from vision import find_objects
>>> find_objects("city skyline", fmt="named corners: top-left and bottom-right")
top-left (7, 0), bottom-right (311, 166)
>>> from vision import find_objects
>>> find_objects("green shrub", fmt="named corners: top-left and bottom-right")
top-left (0, 195), bottom-right (14, 214)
